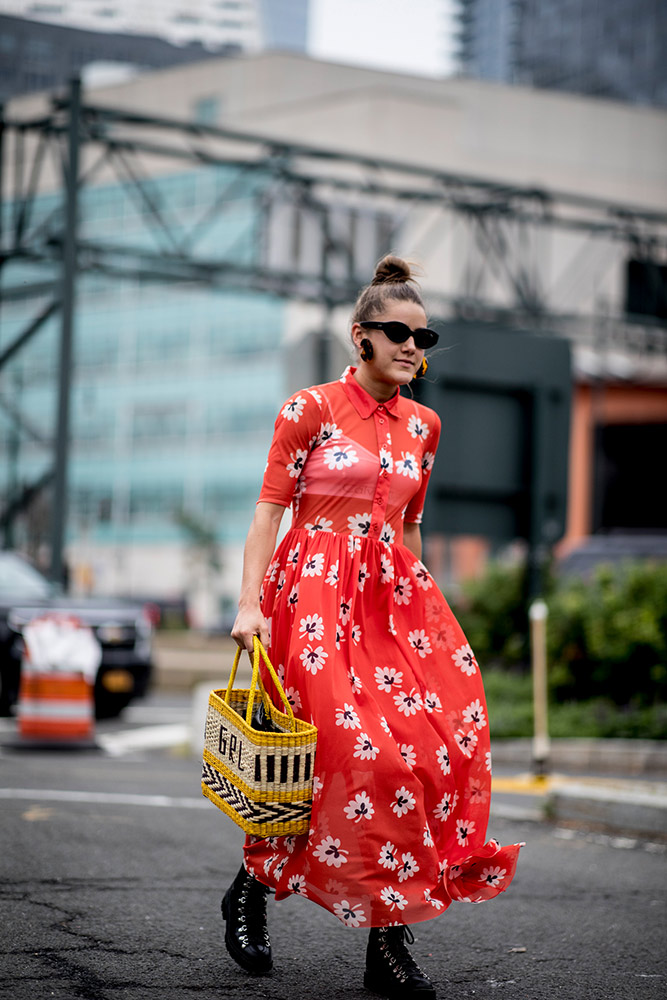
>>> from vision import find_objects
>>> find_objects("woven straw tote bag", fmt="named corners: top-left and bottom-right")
top-left (201, 636), bottom-right (318, 836)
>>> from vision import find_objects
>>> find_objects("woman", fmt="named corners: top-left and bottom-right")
top-left (226, 256), bottom-right (522, 999)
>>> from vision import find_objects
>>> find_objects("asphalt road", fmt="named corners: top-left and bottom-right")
top-left (1, 696), bottom-right (665, 1000)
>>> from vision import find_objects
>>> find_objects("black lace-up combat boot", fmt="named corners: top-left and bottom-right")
top-left (364, 926), bottom-right (436, 998)
top-left (221, 865), bottom-right (272, 974)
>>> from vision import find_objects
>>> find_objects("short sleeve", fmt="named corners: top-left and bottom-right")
top-left (404, 409), bottom-right (441, 525)
top-left (257, 390), bottom-right (323, 508)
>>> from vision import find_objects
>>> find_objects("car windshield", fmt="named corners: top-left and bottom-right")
top-left (0, 553), bottom-right (54, 599)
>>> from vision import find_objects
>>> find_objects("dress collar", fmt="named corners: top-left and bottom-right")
top-left (340, 367), bottom-right (401, 419)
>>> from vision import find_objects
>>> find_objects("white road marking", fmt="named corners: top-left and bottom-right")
top-left (97, 723), bottom-right (190, 756)
top-left (0, 787), bottom-right (210, 810)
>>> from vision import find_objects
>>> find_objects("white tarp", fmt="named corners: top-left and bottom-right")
top-left (22, 616), bottom-right (102, 681)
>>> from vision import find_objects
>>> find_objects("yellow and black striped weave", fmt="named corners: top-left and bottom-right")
top-left (201, 637), bottom-right (318, 836)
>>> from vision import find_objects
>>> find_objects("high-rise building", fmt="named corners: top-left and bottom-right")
top-left (457, 0), bottom-right (667, 107)
top-left (0, 0), bottom-right (310, 101)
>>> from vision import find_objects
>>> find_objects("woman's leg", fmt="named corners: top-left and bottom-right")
top-left (221, 863), bottom-right (272, 975)
top-left (365, 926), bottom-right (436, 998)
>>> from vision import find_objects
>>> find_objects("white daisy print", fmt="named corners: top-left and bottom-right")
top-left (379, 716), bottom-right (392, 736)
top-left (462, 699), bottom-right (487, 730)
top-left (434, 791), bottom-right (458, 822)
top-left (351, 623), bottom-right (362, 644)
top-left (286, 449), bottom-right (308, 478)
top-left (422, 450), bottom-right (435, 472)
top-left (394, 577), bottom-right (413, 605)
top-left (397, 852), bottom-right (419, 882)
top-left (348, 512), bottom-right (372, 536)
top-left (284, 686), bottom-right (302, 711)
top-left (326, 560), bottom-right (339, 586)
top-left (307, 388), bottom-right (322, 404)
top-left (435, 744), bottom-right (451, 774)
top-left (282, 395), bottom-right (306, 421)
top-left (302, 552), bottom-right (325, 577)
top-left (480, 866), bottom-right (506, 887)
top-left (424, 888), bottom-right (444, 910)
top-left (408, 629), bottom-right (432, 658)
top-left (333, 900), bottom-right (367, 927)
top-left (323, 445), bottom-right (359, 470)
top-left (313, 836), bottom-right (348, 868)
top-left (335, 624), bottom-right (345, 650)
top-left (276, 570), bottom-right (286, 592)
top-left (274, 857), bottom-right (288, 881)
top-left (282, 835), bottom-right (296, 854)
top-left (380, 522), bottom-right (396, 545)
top-left (300, 645), bottom-right (328, 674)
top-left (287, 584), bottom-right (300, 608)
top-left (316, 421), bottom-right (341, 445)
top-left (354, 732), bottom-right (379, 761)
top-left (395, 451), bottom-right (420, 479)
top-left (388, 615), bottom-right (397, 636)
top-left (456, 818), bottom-right (476, 847)
top-left (287, 544), bottom-right (300, 567)
top-left (392, 786), bottom-right (416, 817)
top-left (312, 775), bottom-right (324, 796)
top-left (299, 614), bottom-right (325, 641)
top-left (394, 688), bottom-right (423, 716)
top-left (424, 691), bottom-right (442, 713)
top-left (379, 448), bottom-right (393, 474)
top-left (456, 727), bottom-right (479, 758)
top-left (348, 667), bottom-right (362, 693)
top-left (378, 841), bottom-right (399, 871)
top-left (400, 744), bottom-right (417, 769)
top-left (485, 750), bottom-right (493, 773)
top-left (380, 554), bottom-right (395, 583)
top-left (263, 856), bottom-right (276, 876)
top-left (344, 791), bottom-right (375, 823)
top-left (339, 597), bottom-right (352, 624)
top-left (453, 644), bottom-right (478, 675)
top-left (380, 886), bottom-right (408, 911)
top-left (412, 561), bottom-right (432, 590)
top-left (357, 563), bottom-right (370, 591)
top-left (348, 535), bottom-right (362, 554)
top-left (407, 414), bottom-right (429, 439)
top-left (268, 559), bottom-right (280, 582)
top-left (335, 703), bottom-right (361, 730)
top-left (423, 824), bottom-right (434, 848)
top-left (287, 874), bottom-right (307, 895)
top-left (306, 516), bottom-right (333, 533)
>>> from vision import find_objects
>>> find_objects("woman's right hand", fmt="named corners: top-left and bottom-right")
top-left (230, 605), bottom-right (270, 656)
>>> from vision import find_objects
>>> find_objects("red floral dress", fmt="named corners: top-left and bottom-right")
top-left (243, 368), bottom-right (522, 928)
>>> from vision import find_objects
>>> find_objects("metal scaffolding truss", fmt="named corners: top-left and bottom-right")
top-left (1, 79), bottom-right (666, 575)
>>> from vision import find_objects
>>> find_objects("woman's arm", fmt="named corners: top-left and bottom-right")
top-left (403, 522), bottom-right (422, 561)
top-left (231, 501), bottom-right (286, 654)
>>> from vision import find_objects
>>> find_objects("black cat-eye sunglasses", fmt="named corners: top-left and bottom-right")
top-left (359, 320), bottom-right (439, 350)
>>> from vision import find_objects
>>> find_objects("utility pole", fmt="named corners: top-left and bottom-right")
top-left (50, 77), bottom-right (81, 586)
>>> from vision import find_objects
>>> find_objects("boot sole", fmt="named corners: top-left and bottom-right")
top-left (363, 970), bottom-right (436, 998)
top-left (221, 889), bottom-right (273, 975)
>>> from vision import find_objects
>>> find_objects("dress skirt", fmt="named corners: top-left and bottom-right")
top-left (243, 526), bottom-right (523, 928)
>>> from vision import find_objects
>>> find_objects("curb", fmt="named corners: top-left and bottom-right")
top-left (547, 780), bottom-right (667, 842)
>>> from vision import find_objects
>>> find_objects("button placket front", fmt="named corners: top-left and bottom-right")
top-left (370, 409), bottom-right (392, 536)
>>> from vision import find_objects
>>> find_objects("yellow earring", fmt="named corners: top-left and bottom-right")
top-left (412, 358), bottom-right (428, 380)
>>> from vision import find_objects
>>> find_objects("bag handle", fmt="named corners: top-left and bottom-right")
top-left (224, 635), bottom-right (297, 732)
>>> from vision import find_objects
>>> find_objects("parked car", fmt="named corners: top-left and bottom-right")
top-left (0, 551), bottom-right (154, 719)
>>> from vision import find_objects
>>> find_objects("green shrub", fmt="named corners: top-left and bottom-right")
top-left (547, 562), bottom-right (667, 706)
top-left (450, 557), bottom-right (667, 710)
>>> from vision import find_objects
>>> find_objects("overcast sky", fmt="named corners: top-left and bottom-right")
top-left (308, 0), bottom-right (459, 78)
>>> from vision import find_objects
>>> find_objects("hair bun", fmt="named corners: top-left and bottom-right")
top-left (371, 254), bottom-right (412, 286)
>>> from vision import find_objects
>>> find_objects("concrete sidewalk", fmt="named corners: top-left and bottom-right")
top-left (156, 632), bottom-right (667, 843)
